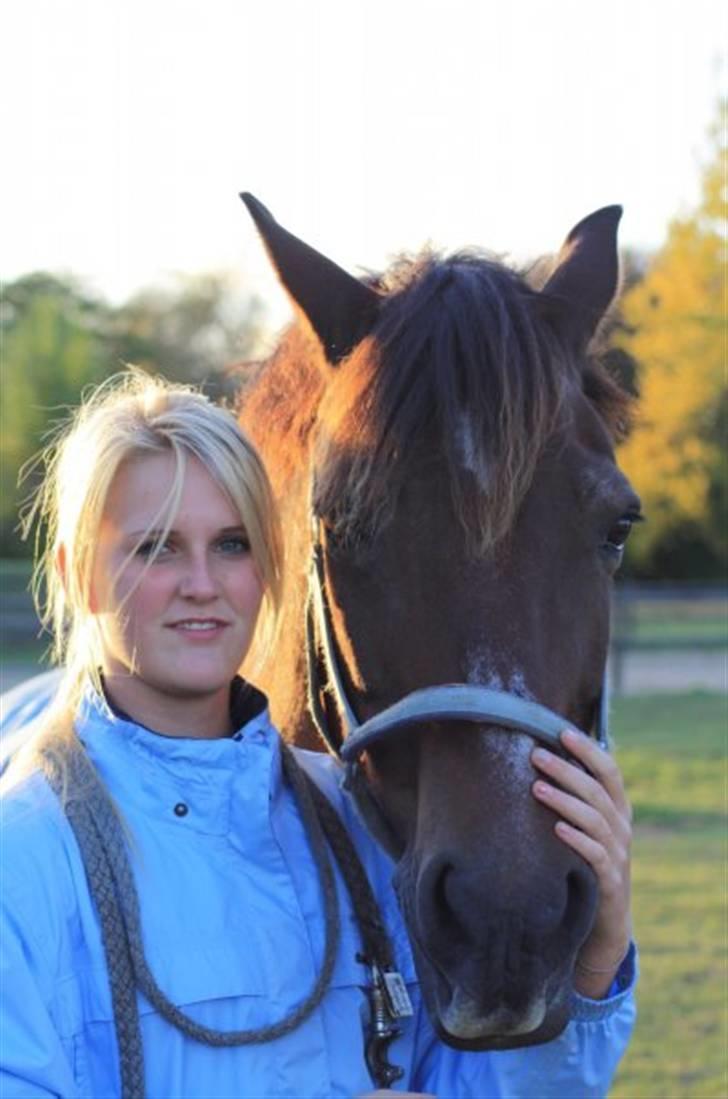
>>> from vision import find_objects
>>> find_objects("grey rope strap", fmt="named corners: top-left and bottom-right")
top-left (302, 775), bottom-right (395, 971)
top-left (43, 749), bottom-right (145, 1099)
top-left (44, 741), bottom-right (342, 1096)
top-left (122, 744), bottom-right (342, 1044)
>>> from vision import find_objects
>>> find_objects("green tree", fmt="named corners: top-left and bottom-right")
top-left (617, 102), bottom-right (727, 577)
top-left (0, 274), bottom-right (109, 555)
top-left (109, 272), bottom-right (266, 398)
top-left (1, 270), bottom-right (267, 556)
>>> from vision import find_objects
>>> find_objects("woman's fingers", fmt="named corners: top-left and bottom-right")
top-left (551, 822), bottom-right (626, 898)
top-left (561, 728), bottom-right (632, 820)
top-left (531, 733), bottom-right (632, 900)
top-left (531, 738), bottom-right (631, 840)
top-left (532, 778), bottom-right (613, 848)
top-left (532, 730), bottom-right (635, 990)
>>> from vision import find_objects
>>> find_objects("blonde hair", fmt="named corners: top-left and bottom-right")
top-left (3, 368), bottom-right (283, 794)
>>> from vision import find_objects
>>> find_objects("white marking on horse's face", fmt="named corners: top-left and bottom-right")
top-left (465, 644), bottom-right (538, 796)
top-left (465, 643), bottom-right (503, 690)
top-left (456, 412), bottom-right (489, 489)
top-left (486, 730), bottom-right (535, 790)
top-left (441, 986), bottom-right (547, 1040)
top-left (465, 644), bottom-right (535, 702)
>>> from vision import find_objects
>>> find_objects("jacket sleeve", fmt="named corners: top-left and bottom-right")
top-left (0, 887), bottom-right (79, 1098)
top-left (411, 944), bottom-right (637, 1098)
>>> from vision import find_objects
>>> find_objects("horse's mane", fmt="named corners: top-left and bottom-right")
top-left (246, 249), bottom-right (632, 553)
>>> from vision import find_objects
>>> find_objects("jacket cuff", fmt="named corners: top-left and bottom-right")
top-left (569, 941), bottom-right (638, 1022)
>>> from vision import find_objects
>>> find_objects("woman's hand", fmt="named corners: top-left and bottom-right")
top-left (531, 728), bottom-right (633, 999)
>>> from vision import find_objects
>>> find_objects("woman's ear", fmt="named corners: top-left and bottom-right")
top-left (55, 544), bottom-right (68, 593)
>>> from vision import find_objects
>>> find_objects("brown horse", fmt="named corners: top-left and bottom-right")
top-left (237, 195), bottom-right (639, 1050)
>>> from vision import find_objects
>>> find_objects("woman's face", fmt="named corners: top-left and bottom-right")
top-left (89, 451), bottom-right (264, 716)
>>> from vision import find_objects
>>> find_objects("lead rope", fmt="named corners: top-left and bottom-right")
top-left (43, 739), bottom-right (404, 1096)
top-left (48, 751), bottom-right (145, 1098)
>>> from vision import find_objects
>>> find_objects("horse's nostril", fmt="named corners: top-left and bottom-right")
top-left (564, 867), bottom-right (598, 938)
top-left (433, 862), bottom-right (457, 921)
top-left (422, 858), bottom-right (482, 951)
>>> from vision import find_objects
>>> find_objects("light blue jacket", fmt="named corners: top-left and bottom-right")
top-left (0, 678), bottom-right (636, 1098)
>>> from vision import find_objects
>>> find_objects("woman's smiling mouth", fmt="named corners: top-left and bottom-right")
top-left (167, 618), bottom-right (230, 636)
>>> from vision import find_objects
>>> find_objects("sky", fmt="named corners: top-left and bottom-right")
top-left (2, 0), bottom-right (725, 329)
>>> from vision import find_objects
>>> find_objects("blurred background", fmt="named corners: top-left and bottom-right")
top-left (1, 1), bottom-right (726, 1094)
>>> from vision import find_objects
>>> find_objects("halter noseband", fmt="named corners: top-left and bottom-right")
top-left (306, 519), bottom-right (610, 775)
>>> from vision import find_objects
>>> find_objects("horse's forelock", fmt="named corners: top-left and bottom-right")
top-left (253, 250), bottom-right (633, 552)
top-left (316, 252), bottom-right (581, 551)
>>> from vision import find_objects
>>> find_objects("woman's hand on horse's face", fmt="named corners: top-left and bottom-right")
top-left (530, 730), bottom-right (632, 996)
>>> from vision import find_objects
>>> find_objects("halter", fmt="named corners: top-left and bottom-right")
top-left (305, 516), bottom-right (610, 799)
top-left (301, 516), bottom-right (610, 1079)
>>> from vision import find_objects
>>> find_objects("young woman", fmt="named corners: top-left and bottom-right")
top-left (0, 370), bottom-right (636, 1097)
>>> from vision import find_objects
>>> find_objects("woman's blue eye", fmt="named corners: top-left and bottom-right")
top-left (136, 539), bottom-right (171, 558)
top-left (218, 535), bottom-right (250, 554)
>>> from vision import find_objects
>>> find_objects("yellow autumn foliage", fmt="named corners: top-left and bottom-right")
top-left (617, 103), bottom-right (726, 564)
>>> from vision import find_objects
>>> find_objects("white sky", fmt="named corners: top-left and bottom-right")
top-left (2, 0), bottom-right (725, 328)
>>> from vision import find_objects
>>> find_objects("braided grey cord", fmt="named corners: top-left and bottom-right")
top-left (43, 740), bottom-right (342, 1097)
top-left (302, 776), bottom-right (395, 972)
top-left (43, 749), bottom-right (146, 1099)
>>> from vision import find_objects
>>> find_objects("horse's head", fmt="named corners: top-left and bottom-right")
top-left (240, 195), bottom-right (639, 1049)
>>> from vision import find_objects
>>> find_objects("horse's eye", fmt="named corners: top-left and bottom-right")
top-left (604, 513), bottom-right (642, 551)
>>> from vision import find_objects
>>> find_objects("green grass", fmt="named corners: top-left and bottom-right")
top-left (610, 693), bottom-right (727, 1098)
top-left (627, 618), bottom-right (728, 644)
top-left (614, 598), bottom-right (728, 646)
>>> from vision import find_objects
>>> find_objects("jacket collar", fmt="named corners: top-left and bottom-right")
top-left (76, 681), bottom-right (280, 836)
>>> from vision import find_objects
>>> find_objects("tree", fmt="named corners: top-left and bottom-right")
top-left (616, 102), bottom-right (727, 576)
top-left (0, 270), bottom-right (267, 556)
top-left (109, 272), bottom-right (266, 398)
top-left (0, 274), bottom-right (109, 555)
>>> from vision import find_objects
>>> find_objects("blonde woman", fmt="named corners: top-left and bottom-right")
top-left (0, 370), bottom-right (635, 1097)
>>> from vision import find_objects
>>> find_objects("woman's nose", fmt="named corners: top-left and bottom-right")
top-left (179, 555), bottom-right (218, 600)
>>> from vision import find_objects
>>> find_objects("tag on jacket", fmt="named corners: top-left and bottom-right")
top-left (383, 970), bottom-right (414, 1018)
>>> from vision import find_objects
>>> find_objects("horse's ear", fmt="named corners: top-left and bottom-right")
top-left (240, 193), bottom-right (379, 365)
top-left (541, 205), bottom-right (622, 349)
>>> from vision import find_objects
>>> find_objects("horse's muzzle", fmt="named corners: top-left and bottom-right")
top-left (396, 843), bottom-right (598, 1050)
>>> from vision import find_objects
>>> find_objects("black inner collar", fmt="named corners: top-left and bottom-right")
top-left (102, 675), bottom-right (268, 738)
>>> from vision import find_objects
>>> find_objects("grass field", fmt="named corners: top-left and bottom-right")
top-left (613, 595), bottom-right (728, 646)
top-left (610, 692), bottom-right (727, 1098)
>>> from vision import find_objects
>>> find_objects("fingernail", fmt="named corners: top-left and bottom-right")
top-left (561, 728), bottom-right (579, 744)
top-left (532, 748), bottom-right (550, 764)
top-left (534, 781), bottom-right (550, 797)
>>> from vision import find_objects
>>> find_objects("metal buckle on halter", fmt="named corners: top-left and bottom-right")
top-left (361, 960), bottom-right (414, 1089)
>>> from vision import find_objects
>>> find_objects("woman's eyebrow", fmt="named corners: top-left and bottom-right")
top-left (126, 525), bottom-right (248, 538)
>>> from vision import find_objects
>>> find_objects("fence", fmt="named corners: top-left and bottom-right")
top-left (610, 582), bottom-right (727, 694)
top-left (1, 564), bottom-right (726, 694)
